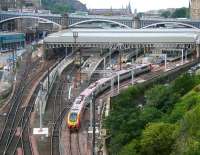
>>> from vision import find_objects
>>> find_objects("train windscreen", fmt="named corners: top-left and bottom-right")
top-left (69, 112), bottom-right (77, 122)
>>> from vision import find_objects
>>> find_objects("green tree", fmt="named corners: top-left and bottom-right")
top-left (161, 11), bottom-right (171, 18)
top-left (145, 85), bottom-right (168, 107)
top-left (140, 122), bottom-right (176, 155)
top-left (104, 74), bottom-right (200, 154)
top-left (119, 140), bottom-right (139, 155)
top-left (139, 106), bottom-right (163, 124)
top-left (171, 73), bottom-right (199, 96)
top-left (168, 90), bottom-right (200, 123)
top-left (41, 0), bottom-right (73, 14)
top-left (171, 138), bottom-right (200, 155)
top-left (145, 85), bottom-right (178, 112)
top-left (171, 7), bottom-right (189, 18)
top-left (171, 105), bottom-right (200, 154)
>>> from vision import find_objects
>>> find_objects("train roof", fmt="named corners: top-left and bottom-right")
top-left (70, 97), bottom-right (85, 112)
top-left (69, 63), bottom-right (150, 114)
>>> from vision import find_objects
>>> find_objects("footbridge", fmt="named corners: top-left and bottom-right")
top-left (81, 55), bottom-right (104, 80)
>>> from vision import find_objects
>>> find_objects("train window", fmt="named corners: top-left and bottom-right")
top-left (89, 82), bottom-right (98, 89)
top-left (80, 95), bottom-right (85, 100)
top-left (69, 112), bottom-right (77, 122)
top-left (105, 80), bottom-right (110, 86)
top-left (75, 99), bottom-right (81, 104)
top-left (121, 72), bottom-right (129, 77)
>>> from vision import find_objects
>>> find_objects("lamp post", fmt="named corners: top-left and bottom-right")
top-left (181, 49), bottom-right (184, 64)
top-left (73, 31), bottom-right (78, 47)
top-left (73, 32), bottom-right (81, 85)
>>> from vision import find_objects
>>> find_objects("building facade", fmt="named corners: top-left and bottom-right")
top-left (88, 3), bottom-right (132, 16)
top-left (0, 0), bottom-right (17, 11)
top-left (0, 33), bottom-right (25, 52)
top-left (190, 0), bottom-right (200, 20)
top-left (23, 0), bottom-right (41, 8)
top-left (0, 0), bottom-right (41, 11)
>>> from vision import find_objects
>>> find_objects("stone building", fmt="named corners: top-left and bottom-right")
top-left (190, 0), bottom-right (200, 20)
top-left (89, 3), bottom-right (132, 16)
top-left (0, 0), bottom-right (41, 11)
top-left (24, 0), bottom-right (41, 8)
top-left (0, 0), bottom-right (17, 11)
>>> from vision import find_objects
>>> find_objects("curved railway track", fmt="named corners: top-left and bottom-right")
top-left (50, 77), bottom-right (65, 155)
top-left (0, 52), bottom-right (34, 155)
top-left (50, 64), bottom-right (78, 155)
top-left (0, 52), bottom-right (61, 154)
top-left (51, 107), bottom-right (68, 155)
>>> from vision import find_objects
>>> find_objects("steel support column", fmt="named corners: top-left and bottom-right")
top-left (131, 70), bottom-right (134, 85)
top-left (109, 48), bottom-right (112, 67)
top-left (196, 45), bottom-right (200, 58)
top-left (164, 54), bottom-right (167, 70)
top-left (117, 74), bottom-right (120, 93)
top-left (182, 49), bottom-right (184, 64)
top-left (185, 50), bottom-right (187, 62)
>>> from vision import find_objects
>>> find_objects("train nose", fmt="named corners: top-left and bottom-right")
top-left (68, 121), bottom-right (77, 129)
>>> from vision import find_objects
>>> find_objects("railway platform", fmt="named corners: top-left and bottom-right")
top-left (0, 81), bottom-right (12, 98)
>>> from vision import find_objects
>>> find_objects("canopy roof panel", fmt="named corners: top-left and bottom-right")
top-left (44, 29), bottom-right (200, 49)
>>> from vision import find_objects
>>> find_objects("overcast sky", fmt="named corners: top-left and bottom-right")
top-left (79, 0), bottom-right (189, 12)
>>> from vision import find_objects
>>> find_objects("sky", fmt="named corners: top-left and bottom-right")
top-left (79, 0), bottom-right (189, 12)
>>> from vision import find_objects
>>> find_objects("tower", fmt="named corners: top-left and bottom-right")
top-left (127, 2), bottom-right (132, 14)
top-left (190, 0), bottom-right (200, 20)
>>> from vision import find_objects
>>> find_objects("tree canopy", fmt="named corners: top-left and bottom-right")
top-left (160, 7), bottom-right (189, 18)
top-left (171, 7), bottom-right (189, 18)
top-left (41, 0), bottom-right (74, 14)
top-left (104, 73), bottom-right (200, 155)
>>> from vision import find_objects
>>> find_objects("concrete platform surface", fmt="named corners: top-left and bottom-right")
top-left (0, 81), bottom-right (12, 97)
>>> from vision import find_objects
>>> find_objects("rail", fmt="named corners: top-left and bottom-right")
top-left (0, 52), bottom-right (34, 154)
top-left (34, 55), bottom-right (74, 114)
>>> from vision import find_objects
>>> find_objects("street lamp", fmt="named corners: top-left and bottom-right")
top-left (73, 32), bottom-right (82, 85)
top-left (73, 31), bottom-right (78, 44)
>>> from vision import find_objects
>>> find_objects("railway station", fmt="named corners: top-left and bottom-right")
top-left (44, 28), bottom-right (200, 73)
top-left (1, 23), bottom-right (200, 154)
top-left (1, 0), bottom-right (200, 153)
top-left (37, 27), bottom-right (200, 155)
top-left (44, 29), bottom-right (200, 54)
top-left (1, 3), bottom-right (200, 154)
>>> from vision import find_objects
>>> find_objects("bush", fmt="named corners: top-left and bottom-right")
top-left (145, 85), bottom-right (179, 112)
top-left (171, 105), bottom-right (200, 154)
top-left (167, 90), bottom-right (200, 123)
top-left (140, 122), bottom-right (177, 155)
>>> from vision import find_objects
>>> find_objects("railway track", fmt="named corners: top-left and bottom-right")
top-left (51, 107), bottom-right (68, 155)
top-left (0, 52), bottom-right (34, 155)
top-left (50, 77), bottom-right (65, 155)
top-left (69, 132), bottom-right (81, 155)
top-left (49, 64), bottom-right (78, 155)
top-left (0, 52), bottom-right (61, 154)
top-left (6, 105), bottom-right (34, 155)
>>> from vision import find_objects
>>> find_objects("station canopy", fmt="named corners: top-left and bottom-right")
top-left (44, 29), bottom-right (200, 49)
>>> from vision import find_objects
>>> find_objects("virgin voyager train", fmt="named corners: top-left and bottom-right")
top-left (67, 63), bottom-right (151, 129)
